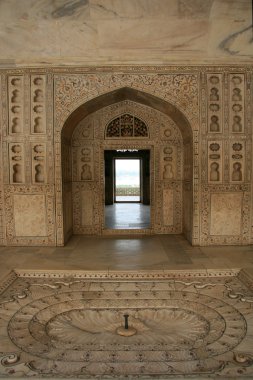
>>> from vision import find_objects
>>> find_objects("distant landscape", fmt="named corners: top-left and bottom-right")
top-left (116, 159), bottom-right (140, 187)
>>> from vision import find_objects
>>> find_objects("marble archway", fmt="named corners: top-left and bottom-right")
top-left (60, 87), bottom-right (194, 244)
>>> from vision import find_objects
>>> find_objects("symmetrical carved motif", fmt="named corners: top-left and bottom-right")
top-left (70, 100), bottom-right (184, 235)
top-left (4, 185), bottom-right (55, 245)
top-left (31, 75), bottom-right (46, 134)
top-left (106, 114), bottom-right (148, 138)
top-left (0, 270), bottom-right (253, 377)
top-left (32, 144), bottom-right (46, 184)
top-left (8, 76), bottom-right (24, 134)
top-left (207, 74), bottom-right (222, 133)
top-left (230, 74), bottom-right (244, 134)
top-left (0, 66), bottom-right (252, 246)
top-left (201, 184), bottom-right (250, 245)
top-left (55, 73), bottom-right (198, 125)
top-left (9, 143), bottom-right (25, 184)
top-left (208, 141), bottom-right (222, 183)
top-left (230, 141), bottom-right (244, 182)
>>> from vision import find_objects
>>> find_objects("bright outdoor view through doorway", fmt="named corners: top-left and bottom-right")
top-left (104, 150), bottom-right (150, 230)
top-left (115, 159), bottom-right (140, 202)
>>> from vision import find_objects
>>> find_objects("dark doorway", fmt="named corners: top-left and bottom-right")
top-left (104, 150), bottom-right (150, 229)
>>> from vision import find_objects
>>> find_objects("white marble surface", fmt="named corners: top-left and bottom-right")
top-left (0, 0), bottom-right (251, 66)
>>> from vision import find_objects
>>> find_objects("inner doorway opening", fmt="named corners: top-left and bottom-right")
top-left (115, 159), bottom-right (140, 202)
top-left (104, 150), bottom-right (150, 230)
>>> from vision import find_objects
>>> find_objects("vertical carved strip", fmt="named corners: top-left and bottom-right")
top-left (229, 73), bottom-right (245, 134)
top-left (207, 73), bottom-right (222, 133)
top-left (208, 141), bottom-right (223, 183)
top-left (8, 76), bottom-right (24, 135)
top-left (31, 75), bottom-right (46, 134)
top-left (32, 143), bottom-right (46, 184)
top-left (9, 143), bottom-right (25, 184)
top-left (223, 72), bottom-right (229, 183)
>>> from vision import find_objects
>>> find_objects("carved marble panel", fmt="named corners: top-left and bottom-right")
top-left (8, 76), bottom-right (24, 135)
top-left (207, 74), bottom-right (223, 133)
top-left (13, 194), bottom-right (47, 237)
top-left (72, 182), bottom-right (100, 235)
top-left (31, 75), bottom-right (46, 134)
top-left (230, 141), bottom-right (244, 183)
top-left (208, 141), bottom-right (223, 183)
top-left (9, 143), bottom-right (25, 184)
top-left (4, 185), bottom-right (55, 246)
top-left (72, 116), bottom-right (94, 144)
top-left (0, 65), bottom-right (252, 246)
top-left (69, 100), bottom-right (185, 236)
top-left (79, 147), bottom-right (93, 181)
top-left (229, 73), bottom-right (245, 134)
top-left (210, 193), bottom-right (242, 236)
top-left (159, 117), bottom-right (182, 141)
top-left (163, 189), bottom-right (174, 226)
top-left (81, 190), bottom-right (93, 226)
top-left (31, 143), bottom-right (46, 184)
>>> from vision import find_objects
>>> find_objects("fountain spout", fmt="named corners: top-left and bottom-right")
top-left (116, 314), bottom-right (137, 337)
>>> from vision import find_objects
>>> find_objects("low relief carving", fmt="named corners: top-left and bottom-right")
top-left (9, 144), bottom-right (24, 184)
top-left (33, 89), bottom-right (43, 102)
top-left (32, 144), bottom-right (46, 184)
top-left (11, 117), bottom-right (21, 134)
top-left (230, 141), bottom-right (244, 182)
top-left (8, 76), bottom-right (24, 135)
top-left (230, 74), bottom-right (244, 134)
top-left (209, 87), bottom-right (219, 101)
top-left (232, 162), bottom-right (242, 181)
top-left (207, 73), bottom-right (222, 133)
top-left (70, 100), bottom-right (183, 235)
top-left (81, 164), bottom-right (92, 180)
top-left (210, 115), bottom-right (220, 132)
top-left (162, 146), bottom-right (176, 180)
top-left (1, 67), bottom-right (251, 247)
top-left (232, 88), bottom-right (242, 101)
top-left (210, 162), bottom-right (220, 182)
top-left (163, 164), bottom-right (174, 179)
top-left (13, 163), bottom-right (23, 183)
top-left (208, 142), bottom-right (222, 183)
top-left (31, 75), bottom-right (46, 134)
top-left (79, 148), bottom-right (93, 181)
top-left (106, 114), bottom-right (148, 138)
top-left (232, 115), bottom-right (242, 133)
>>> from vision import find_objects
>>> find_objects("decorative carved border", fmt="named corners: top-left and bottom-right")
top-left (54, 73), bottom-right (197, 244)
top-left (0, 270), bottom-right (18, 294)
top-left (201, 184), bottom-right (251, 245)
top-left (4, 184), bottom-right (56, 245)
top-left (13, 267), bottom-right (242, 280)
top-left (0, 65), bottom-right (251, 246)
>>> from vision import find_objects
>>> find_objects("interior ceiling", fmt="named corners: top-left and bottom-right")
top-left (0, 0), bottom-right (252, 67)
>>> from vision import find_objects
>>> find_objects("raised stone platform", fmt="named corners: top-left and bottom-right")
top-left (0, 269), bottom-right (253, 378)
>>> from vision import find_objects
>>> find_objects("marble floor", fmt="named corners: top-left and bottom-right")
top-left (0, 234), bottom-right (253, 283)
top-left (0, 235), bottom-right (253, 379)
top-left (104, 202), bottom-right (150, 229)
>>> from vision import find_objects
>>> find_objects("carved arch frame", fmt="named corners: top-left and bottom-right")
top-left (55, 75), bottom-right (199, 246)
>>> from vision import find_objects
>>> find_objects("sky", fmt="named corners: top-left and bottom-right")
top-left (115, 159), bottom-right (140, 187)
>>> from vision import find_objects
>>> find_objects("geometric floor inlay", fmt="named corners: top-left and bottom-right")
top-left (0, 269), bottom-right (253, 378)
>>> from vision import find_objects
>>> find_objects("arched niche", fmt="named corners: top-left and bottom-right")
top-left (60, 87), bottom-right (194, 245)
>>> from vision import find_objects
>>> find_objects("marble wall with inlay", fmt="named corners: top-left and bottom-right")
top-left (0, 65), bottom-right (252, 246)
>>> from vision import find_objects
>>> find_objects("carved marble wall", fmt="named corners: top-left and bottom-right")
top-left (69, 101), bottom-right (184, 235)
top-left (0, 66), bottom-right (252, 246)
